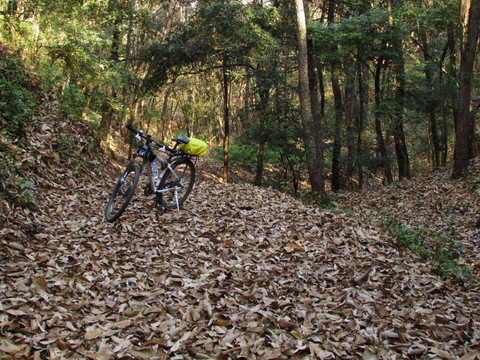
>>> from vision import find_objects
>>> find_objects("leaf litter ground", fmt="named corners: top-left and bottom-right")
top-left (1, 122), bottom-right (480, 359)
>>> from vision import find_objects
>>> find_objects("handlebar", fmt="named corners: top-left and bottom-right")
top-left (126, 124), bottom-right (178, 154)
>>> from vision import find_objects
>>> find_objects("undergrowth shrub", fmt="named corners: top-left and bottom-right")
top-left (378, 217), bottom-right (469, 281)
top-left (0, 135), bottom-right (38, 210)
top-left (0, 48), bottom-right (38, 138)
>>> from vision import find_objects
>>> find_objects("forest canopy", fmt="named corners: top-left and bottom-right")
top-left (0, 0), bottom-right (479, 197)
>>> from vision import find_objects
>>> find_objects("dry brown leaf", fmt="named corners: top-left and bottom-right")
top-left (85, 328), bottom-right (103, 340)
top-left (1, 114), bottom-right (479, 359)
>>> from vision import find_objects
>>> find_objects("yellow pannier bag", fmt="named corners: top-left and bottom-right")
top-left (179, 138), bottom-right (208, 157)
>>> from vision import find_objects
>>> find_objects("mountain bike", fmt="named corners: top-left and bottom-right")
top-left (105, 125), bottom-right (197, 222)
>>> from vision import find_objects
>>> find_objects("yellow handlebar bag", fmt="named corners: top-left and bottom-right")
top-left (179, 138), bottom-right (208, 157)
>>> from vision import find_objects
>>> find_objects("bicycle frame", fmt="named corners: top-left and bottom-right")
top-left (139, 149), bottom-right (185, 211)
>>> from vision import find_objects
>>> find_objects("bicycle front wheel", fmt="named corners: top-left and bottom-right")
top-left (105, 162), bottom-right (141, 222)
top-left (158, 158), bottom-right (195, 209)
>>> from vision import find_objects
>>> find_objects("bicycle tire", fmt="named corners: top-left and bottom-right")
top-left (157, 158), bottom-right (195, 209)
top-left (105, 162), bottom-right (141, 222)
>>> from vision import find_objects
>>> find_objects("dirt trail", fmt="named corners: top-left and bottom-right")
top-left (1, 120), bottom-right (480, 358)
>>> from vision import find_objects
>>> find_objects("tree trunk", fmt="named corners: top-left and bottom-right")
top-left (418, 27), bottom-right (441, 168)
top-left (255, 140), bottom-right (267, 186)
top-left (307, 35), bottom-right (326, 198)
top-left (294, 0), bottom-right (326, 200)
top-left (327, 0), bottom-right (344, 192)
top-left (242, 73), bottom-right (251, 131)
top-left (375, 58), bottom-right (394, 184)
top-left (344, 65), bottom-right (356, 188)
top-left (157, 85), bottom-right (172, 141)
top-left (100, 15), bottom-right (121, 140)
top-left (389, 0), bottom-right (410, 180)
top-left (253, 63), bottom-right (272, 187)
top-left (356, 62), bottom-right (366, 188)
top-left (452, 0), bottom-right (480, 178)
top-left (443, 26), bottom-right (458, 166)
top-left (222, 61), bottom-right (230, 183)
top-left (331, 67), bottom-right (344, 191)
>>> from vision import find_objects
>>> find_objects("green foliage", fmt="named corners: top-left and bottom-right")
top-left (389, 222), bottom-right (431, 259)
top-left (15, 179), bottom-right (37, 210)
top-left (0, 136), bottom-right (38, 210)
top-left (59, 84), bottom-right (85, 122)
top-left (378, 217), bottom-right (470, 281)
top-left (143, 2), bottom-right (271, 93)
top-left (210, 144), bottom-right (281, 166)
top-left (226, 145), bottom-right (259, 165)
top-left (309, 8), bottom-right (399, 64)
top-left (58, 134), bottom-right (77, 159)
top-left (0, 49), bottom-right (38, 138)
top-left (299, 190), bottom-right (328, 207)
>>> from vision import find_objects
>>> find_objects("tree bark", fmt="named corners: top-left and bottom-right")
top-left (327, 0), bottom-right (344, 192)
top-left (389, 0), bottom-right (410, 180)
top-left (375, 58), bottom-right (393, 184)
top-left (331, 67), bottom-right (343, 191)
top-left (452, 0), bottom-right (480, 178)
top-left (344, 65), bottom-right (356, 188)
top-left (157, 85), bottom-right (172, 141)
top-left (222, 60), bottom-right (230, 183)
top-left (443, 26), bottom-right (458, 166)
top-left (418, 25), bottom-right (440, 168)
top-left (294, 0), bottom-right (326, 199)
top-left (255, 140), bottom-right (267, 186)
top-left (307, 34), bottom-right (326, 198)
top-left (253, 64), bottom-right (272, 187)
top-left (356, 62), bottom-right (366, 188)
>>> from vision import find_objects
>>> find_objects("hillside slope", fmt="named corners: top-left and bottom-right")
top-left (1, 113), bottom-right (480, 359)
top-left (335, 161), bottom-right (480, 279)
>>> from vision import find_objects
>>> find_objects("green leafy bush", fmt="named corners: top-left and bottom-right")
top-left (0, 50), bottom-right (38, 138)
top-left (378, 217), bottom-right (469, 281)
top-left (59, 84), bottom-right (85, 122)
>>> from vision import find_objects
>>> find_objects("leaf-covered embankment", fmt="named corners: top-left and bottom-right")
top-left (335, 160), bottom-right (480, 279)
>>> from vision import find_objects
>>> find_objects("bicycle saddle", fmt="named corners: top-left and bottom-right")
top-left (172, 136), bottom-right (190, 144)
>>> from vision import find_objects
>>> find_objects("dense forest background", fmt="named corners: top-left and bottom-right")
top-left (1, 0), bottom-right (479, 200)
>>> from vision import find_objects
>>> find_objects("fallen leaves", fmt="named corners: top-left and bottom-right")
top-left (1, 116), bottom-right (480, 358)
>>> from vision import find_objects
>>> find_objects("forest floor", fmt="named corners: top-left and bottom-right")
top-left (1, 114), bottom-right (480, 359)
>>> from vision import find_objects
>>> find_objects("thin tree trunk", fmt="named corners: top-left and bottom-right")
top-left (255, 140), bottom-right (267, 186)
top-left (331, 67), bottom-right (343, 191)
top-left (157, 86), bottom-right (172, 141)
top-left (222, 61), bottom-right (230, 183)
top-left (327, 0), bottom-right (344, 192)
top-left (344, 65), bottom-right (356, 188)
top-left (389, 0), bottom-right (410, 180)
top-left (375, 58), bottom-right (393, 184)
top-left (442, 26), bottom-right (458, 166)
top-left (419, 27), bottom-right (441, 168)
top-left (452, 0), bottom-right (480, 178)
top-left (253, 63), bottom-right (272, 187)
top-left (242, 73), bottom-right (251, 131)
top-left (357, 62), bottom-right (366, 188)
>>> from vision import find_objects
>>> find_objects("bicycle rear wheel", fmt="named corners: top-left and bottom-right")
top-left (157, 158), bottom-right (195, 209)
top-left (105, 162), bottom-right (141, 222)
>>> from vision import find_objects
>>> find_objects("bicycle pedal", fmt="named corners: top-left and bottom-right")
top-left (144, 185), bottom-right (153, 196)
top-left (155, 205), bottom-right (166, 214)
